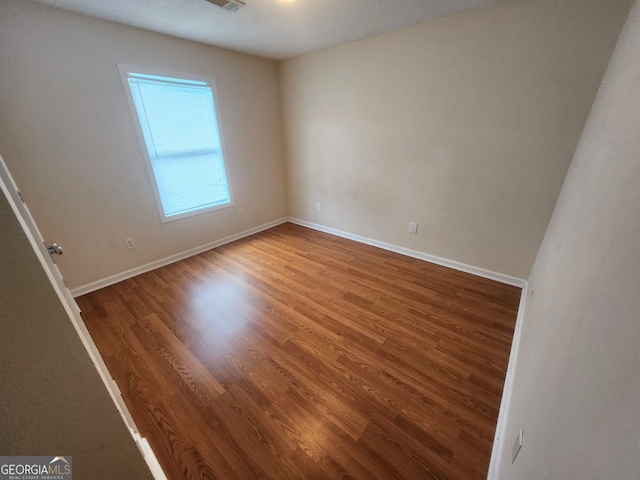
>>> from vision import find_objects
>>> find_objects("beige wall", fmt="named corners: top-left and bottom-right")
top-left (0, 0), bottom-right (287, 289)
top-left (498, 1), bottom-right (640, 477)
top-left (279, 0), bottom-right (631, 279)
top-left (0, 0), bottom-right (633, 288)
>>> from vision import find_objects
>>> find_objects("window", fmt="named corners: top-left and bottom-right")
top-left (119, 65), bottom-right (233, 222)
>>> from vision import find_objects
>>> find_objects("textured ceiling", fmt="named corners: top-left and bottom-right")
top-left (27, 0), bottom-right (500, 59)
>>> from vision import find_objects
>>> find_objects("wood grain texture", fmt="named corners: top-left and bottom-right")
top-left (78, 223), bottom-right (520, 480)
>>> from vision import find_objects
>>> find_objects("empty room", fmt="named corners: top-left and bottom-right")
top-left (1, 0), bottom-right (639, 479)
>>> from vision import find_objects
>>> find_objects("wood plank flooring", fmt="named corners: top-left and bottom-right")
top-left (77, 223), bottom-right (520, 480)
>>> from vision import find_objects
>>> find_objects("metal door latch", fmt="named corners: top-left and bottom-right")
top-left (46, 242), bottom-right (63, 255)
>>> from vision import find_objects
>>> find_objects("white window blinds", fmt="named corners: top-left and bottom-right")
top-left (125, 70), bottom-right (232, 220)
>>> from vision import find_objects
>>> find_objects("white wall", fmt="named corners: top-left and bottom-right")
top-left (497, 1), bottom-right (640, 477)
top-left (279, 0), bottom-right (631, 280)
top-left (0, 1), bottom-right (287, 289)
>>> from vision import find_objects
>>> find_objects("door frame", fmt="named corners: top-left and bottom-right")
top-left (0, 154), bottom-right (167, 480)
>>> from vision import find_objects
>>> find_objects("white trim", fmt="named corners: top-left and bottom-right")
top-left (135, 435), bottom-right (169, 480)
top-left (487, 283), bottom-right (528, 480)
top-left (74, 216), bottom-right (526, 297)
top-left (286, 218), bottom-right (527, 288)
top-left (117, 63), bottom-right (235, 224)
top-left (71, 218), bottom-right (288, 297)
top-left (1, 156), bottom-right (166, 480)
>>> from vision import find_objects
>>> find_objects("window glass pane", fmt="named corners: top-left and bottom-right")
top-left (126, 72), bottom-right (231, 218)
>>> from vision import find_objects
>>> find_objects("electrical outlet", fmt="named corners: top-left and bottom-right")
top-left (238, 208), bottom-right (244, 217)
top-left (316, 202), bottom-right (322, 212)
top-left (409, 222), bottom-right (418, 234)
top-left (125, 238), bottom-right (135, 250)
top-left (512, 429), bottom-right (523, 463)
top-left (254, 205), bottom-right (259, 213)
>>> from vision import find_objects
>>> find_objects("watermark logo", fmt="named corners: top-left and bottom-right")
top-left (0, 456), bottom-right (72, 479)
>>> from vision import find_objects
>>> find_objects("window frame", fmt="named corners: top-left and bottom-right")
top-left (118, 63), bottom-right (235, 223)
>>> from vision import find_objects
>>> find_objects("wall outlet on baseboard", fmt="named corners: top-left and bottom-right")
top-left (316, 202), bottom-right (322, 212)
top-left (238, 208), bottom-right (244, 217)
top-left (125, 238), bottom-right (135, 250)
top-left (409, 222), bottom-right (418, 234)
top-left (512, 429), bottom-right (523, 463)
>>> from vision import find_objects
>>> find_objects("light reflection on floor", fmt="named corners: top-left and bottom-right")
top-left (189, 277), bottom-right (250, 340)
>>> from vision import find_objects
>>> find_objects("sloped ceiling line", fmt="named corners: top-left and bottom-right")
top-left (27, 0), bottom-right (500, 59)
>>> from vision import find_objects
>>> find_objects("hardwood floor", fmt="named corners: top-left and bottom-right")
top-left (77, 223), bottom-right (520, 480)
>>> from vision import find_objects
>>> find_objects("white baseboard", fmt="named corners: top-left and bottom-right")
top-left (73, 216), bottom-right (526, 297)
top-left (287, 218), bottom-right (526, 288)
top-left (70, 218), bottom-right (288, 297)
top-left (134, 434), bottom-right (168, 480)
top-left (487, 283), bottom-right (528, 480)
